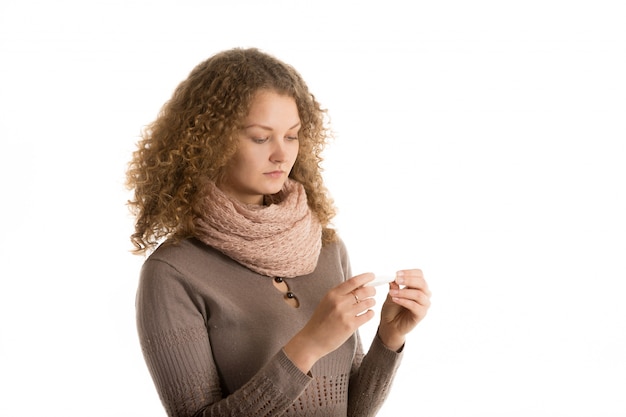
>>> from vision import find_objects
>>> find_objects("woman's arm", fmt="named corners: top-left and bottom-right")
top-left (346, 331), bottom-right (404, 417)
top-left (137, 259), bottom-right (312, 417)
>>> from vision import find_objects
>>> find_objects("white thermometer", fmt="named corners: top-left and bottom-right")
top-left (365, 274), bottom-right (397, 287)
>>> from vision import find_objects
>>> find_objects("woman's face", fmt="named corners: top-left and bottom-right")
top-left (220, 90), bottom-right (301, 205)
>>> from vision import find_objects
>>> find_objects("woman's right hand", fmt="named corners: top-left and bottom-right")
top-left (283, 273), bottom-right (377, 373)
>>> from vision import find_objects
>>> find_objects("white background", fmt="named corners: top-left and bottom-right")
top-left (1, 1), bottom-right (625, 416)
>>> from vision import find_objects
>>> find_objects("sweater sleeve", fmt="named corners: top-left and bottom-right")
top-left (136, 258), bottom-right (313, 417)
top-left (347, 332), bottom-right (404, 417)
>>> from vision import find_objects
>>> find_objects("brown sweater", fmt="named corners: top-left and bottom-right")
top-left (136, 238), bottom-right (403, 417)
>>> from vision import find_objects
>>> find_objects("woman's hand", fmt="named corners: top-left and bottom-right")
top-left (378, 269), bottom-right (431, 351)
top-left (284, 273), bottom-right (377, 373)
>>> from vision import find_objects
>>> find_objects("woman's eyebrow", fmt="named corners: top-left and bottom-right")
top-left (244, 122), bottom-right (301, 131)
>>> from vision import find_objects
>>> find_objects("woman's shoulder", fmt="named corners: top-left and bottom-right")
top-left (148, 237), bottom-right (211, 258)
top-left (145, 238), bottom-right (206, 265)
top-left (142, 238), bottom-right (237, 279)
top-left (322, 234), bottom-right (348, 257)
top-left (138, 238), bottom-right (258, 303)
top-left (315, 234), bottom-right (351, 274)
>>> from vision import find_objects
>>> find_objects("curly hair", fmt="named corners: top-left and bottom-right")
top-left (126, 48), bottom-right (337, 255)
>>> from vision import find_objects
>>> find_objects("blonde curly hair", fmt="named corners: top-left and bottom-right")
top-left (126, 48), bottom-right (337, 254)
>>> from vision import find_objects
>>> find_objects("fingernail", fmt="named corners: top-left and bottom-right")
top-left (396, 277), bottom-right (405, 285)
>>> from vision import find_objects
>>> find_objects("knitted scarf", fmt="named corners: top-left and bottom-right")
top-left (194, 179), bottom-right (322, 278)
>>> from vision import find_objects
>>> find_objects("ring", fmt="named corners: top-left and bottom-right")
top-left (351, 290), bottom-right (360, 304)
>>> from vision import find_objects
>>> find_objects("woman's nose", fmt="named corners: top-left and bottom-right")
top-left (270, 140), bottom-right (287, 162)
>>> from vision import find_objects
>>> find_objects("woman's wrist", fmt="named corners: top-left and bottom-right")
top-left (283, 333), bottom-right (322, 374)
top-left (377, 326), bottom-right (405, 352)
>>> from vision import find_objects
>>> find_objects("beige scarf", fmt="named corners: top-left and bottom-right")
top-left (194, 179), bottom-right (322, 277)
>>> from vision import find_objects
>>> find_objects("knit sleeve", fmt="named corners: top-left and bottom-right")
top-left (347, 332), bottom-right (404, 417)
top-left (136, 258), bottom-right (313, 417)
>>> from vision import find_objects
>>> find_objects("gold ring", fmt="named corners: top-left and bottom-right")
top-left (352, 290), bottom-right (360, 304)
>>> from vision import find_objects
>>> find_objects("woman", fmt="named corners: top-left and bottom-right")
top-left (126, 47), bottom-right (431, 417)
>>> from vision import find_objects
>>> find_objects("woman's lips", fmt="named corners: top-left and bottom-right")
top-left (264, 170), bottom-right (284, 179)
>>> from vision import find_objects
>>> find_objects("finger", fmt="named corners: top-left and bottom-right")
top-left (347, 289), bottom-right (376, 309)
top-left (352, 297), bottom-right (376, 315)
top-left (390, 295), bottom-right (427, 316)
top-left (354, 308), bottom-right (375, 326)
top-left (396, 270), bottom-right (430, 293)
top-left (391, 288), bottom-right (431, 307)
top-left (352, 285), bottom-right (376, 301)
top-left (396, 269), bottom-right (424, 282)
top-left (341, 272), bottom-right (375, 293)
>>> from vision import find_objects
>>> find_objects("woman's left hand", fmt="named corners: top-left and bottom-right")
top-left (378, 269), bottom-right (431, 351)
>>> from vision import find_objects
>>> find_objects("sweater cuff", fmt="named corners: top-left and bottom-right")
top-left (373, 332), bottom-right (405, 358)
top-left (261, 349), bottom-right (313, 401)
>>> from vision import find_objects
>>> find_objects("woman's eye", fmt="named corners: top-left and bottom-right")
top-left (286, 136), bottom-right (299, 141)
top-left (252, 137), bottom-right (269, 144)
